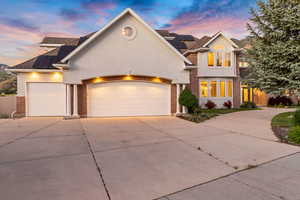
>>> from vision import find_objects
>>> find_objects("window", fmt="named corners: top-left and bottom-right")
top-left (228, 80), bottom-right (233, 97)
top-left (216, 52), bottom-right (222, 66)
top-left (224, 52), bottom-right (231, 67)
top-left (220, 81), bottom-right (225, 97)
top-left (200, 81), bottom-right (208, 97)
top-left (208, 52), bottom-right (214, 66)
top-left (239, 62), bottom-right (249, 67)
top-left (210, 81), bottom-right (217, 97)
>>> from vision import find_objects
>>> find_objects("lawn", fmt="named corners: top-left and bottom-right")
top-left (179, 108), bottom-right (260, 123)
top-left (271, 112), bottom-right (295, 127)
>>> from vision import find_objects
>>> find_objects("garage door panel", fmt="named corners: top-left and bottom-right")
top-left (88, 82), bottom-right (170, 117)
top-left (27, 83), bottom-right (66, 116)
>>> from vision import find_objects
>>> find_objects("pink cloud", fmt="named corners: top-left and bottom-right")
top-left (167, 15), bottom-right (249, 39)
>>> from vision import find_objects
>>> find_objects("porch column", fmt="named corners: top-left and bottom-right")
top-left (72, 84), bottom-right (79, 117)
top-left (66, 84), bottom-right (72, 116)
top-left (182, 84), bottom-right (188, 113)
top-left (176, 84), bottom-right (181, 114)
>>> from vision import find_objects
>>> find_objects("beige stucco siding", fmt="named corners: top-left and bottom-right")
top-left (64, 14), bottom-right (189, 84)
top-left (17, 72), bottom-right (63, 96)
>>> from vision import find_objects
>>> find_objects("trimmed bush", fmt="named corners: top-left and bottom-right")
top-left (294, 109), bottom-right (300, 126)
top-left (179, 88), bottom-right (198, 113)
top-left (205, 100), bottom-right (216, 109)
top-left (240, 102), bottom-right (257, 109)
top-left (288, 126), bottom-right (300, 144)
top-left (223, 100), bottom-right (232, 109)
top-left (268, 96), bottom-right (293, 107)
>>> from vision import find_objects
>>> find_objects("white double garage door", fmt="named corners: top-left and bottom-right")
top-left (27, 82), bottom-right (171, 117)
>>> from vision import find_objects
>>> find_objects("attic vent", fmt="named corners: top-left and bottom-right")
top-left (122, 25), bottom-right (137, 40)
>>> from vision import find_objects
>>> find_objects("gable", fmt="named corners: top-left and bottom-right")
top-left (63, 13), bottom-right (189, 84)
top-left (62, 9), bottom-right (190, 64)
top-left (208, 35), bottom-right (235, 51)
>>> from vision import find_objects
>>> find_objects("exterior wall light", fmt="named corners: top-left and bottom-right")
top-left (31, 72), bottom-right (39, 79)
top-left (152, 77), bottom-right (162, 83)
top-left (52, 72), bottom-right (61, 80)
top-left (94, 77), bottom-right (104, 83)
top-left (123, 75), bottom-right (133, 80)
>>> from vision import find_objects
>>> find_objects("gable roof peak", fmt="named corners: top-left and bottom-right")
top-left (61, 8), bottom-right (191, 64)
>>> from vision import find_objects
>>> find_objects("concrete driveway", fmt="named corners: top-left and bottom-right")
top-left (0, 108), bottom-right (299, 200)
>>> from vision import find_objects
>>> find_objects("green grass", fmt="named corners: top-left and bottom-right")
top-left (271, 112), bottom-right (295, 127)
top-left (180, 108), bottom-right (260, 123)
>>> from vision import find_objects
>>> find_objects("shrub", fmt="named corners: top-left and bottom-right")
top-left (193, 106), bottom-right (202, 115)
top-left (205, 100), bottom-right (216, 109)
top-left (288, 126), bottom-right (300, 144)
top-left (179, 88), bottom-right (198, 113)
top-left (223, 100), bottom-right (232, 109)
top-left (268, 96), bottom-right (293, 107)
top-left (0, 114), bottom-right (9, 119)
top-left (240, 102), bottom-right (257, 109)
top-left (294, 109), bottom-right (300, 126)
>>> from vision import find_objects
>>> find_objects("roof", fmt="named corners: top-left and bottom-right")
top-left (10, 46), bottom-right (76, 70)
top-left (40, 37), bottom-right (80, 46)
top-left (11, 9), bottom-right (249, 70)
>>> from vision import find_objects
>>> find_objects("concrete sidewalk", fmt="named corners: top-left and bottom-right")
top-left (160, 153), bottom-right (300, 200)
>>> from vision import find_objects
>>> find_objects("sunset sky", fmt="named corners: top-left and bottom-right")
top-left (0, 0), bottom-right (257, 66)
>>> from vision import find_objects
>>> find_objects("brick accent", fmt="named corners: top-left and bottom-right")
top-left (78, 84), bottom-right (87, 117)
top-left (187, 68), bottom-right (199, 98)
top-left (171, 84), bottom-right (177, 114)
top-left (16, 96), bottom-right (25, 115)
top-left (186, 53), bottom-right (197, 65)
top-left (233, 77), bottom-right (241, 108)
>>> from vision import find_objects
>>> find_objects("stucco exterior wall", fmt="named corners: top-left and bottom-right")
top-left (17, 72), bottom-right (63, 96)
top-left (64, 14), bottom-right (189, 84)
top-left (198, 35), bottom-right (237, 77)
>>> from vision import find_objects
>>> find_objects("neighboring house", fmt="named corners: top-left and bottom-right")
top-left (7, 8), bottom-right (258, 117)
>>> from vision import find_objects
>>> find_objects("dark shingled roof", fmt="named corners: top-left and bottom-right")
top-left (11, 46), bottom-right (77, 69)
top-left (40, 37), bottom-right (80, 46)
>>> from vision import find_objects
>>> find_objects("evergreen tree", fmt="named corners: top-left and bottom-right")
top-left (246, 0), bottom-right (300, 95)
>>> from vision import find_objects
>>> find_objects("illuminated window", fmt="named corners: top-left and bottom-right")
top-left (210, 81), bottom-right (217, 97)
top-left (239, 62), bottom-right (249, 67)
top-left (228, 80), bottom-right (233, 97)
top-left (208, 52), bottom-right (214, 66)
top-left (220, 81), bottom-right (225, 97)
top-left (216, 52), bottom-right (222, 66)
top-left (200, 81), bottom-right (208, 97)
top-left (224, 53), bottom-right (231, 67)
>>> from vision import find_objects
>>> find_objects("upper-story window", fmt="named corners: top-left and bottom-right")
top-left (208, 52), bottom-right (214, 66)
top-left (224, 53), bottom-right (231, 67)
top-left (207, 45), bottom-right (232, 67)
top-left (216, 52), bottom-right (222, 66)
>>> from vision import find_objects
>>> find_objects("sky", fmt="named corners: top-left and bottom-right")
top-left (0, 0), bottom-right (257, 66)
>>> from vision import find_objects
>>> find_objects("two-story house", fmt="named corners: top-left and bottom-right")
top-left (7, 8), bottom-right (261, 117)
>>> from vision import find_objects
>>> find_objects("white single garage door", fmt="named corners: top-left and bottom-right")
top-left (27, 83), bottom-right (66, 116)
top-left (87, 81), bottom-right (171, 117)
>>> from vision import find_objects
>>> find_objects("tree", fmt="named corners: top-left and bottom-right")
top-left (245, 0), bottom-right (300, 95)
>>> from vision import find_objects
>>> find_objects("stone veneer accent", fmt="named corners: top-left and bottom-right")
top-left (171, 84), bottom-right (177, 114)
top-left (16, 96), bottom-right (25, 115)
top-left (78, 84), bottom-right (87, 117)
